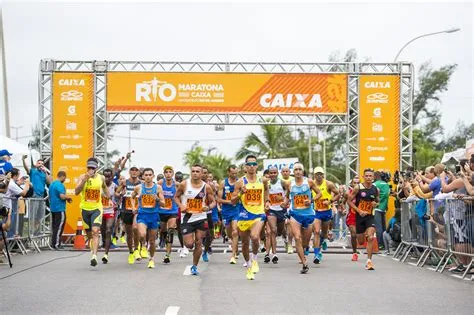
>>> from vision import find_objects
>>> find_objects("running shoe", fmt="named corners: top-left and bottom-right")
top-left (111, 237), bottom-right (117, 246)
top-left (101, 254), bottom-right (109, 264)
top-left (264, 254), bottom-right (270, 263)
top-left (260, 246), bottom-right (266, 253)
top-left (246, 268), bottom-right (255, 280)
top-left (140, 246), bottom-right (149, 259)
top-left (133, 249), bottom-right (141, 261)
top-left (163, 254), bottom-right (171, 264)
top-left (287, 244), bottom-right (294, 254)
top-left (180, 247), bottom-right (188, 258)
top-left (243, 261), bottom-right (248, 268)
top-left (128, 253), bottom-right (135, 265)
top-left (313, 252), bottom-right (322, 264)
top-left (230, 256), bottom-right (237, 265)
top-left (322, 239), bottom-right (328, 251)
top-left (251, 260), bottom-right (260, 273)
top-left (148, 260), bottom-right (155, 269)
top-left (352, 253), bottom-right (358, 262)
top-left (120, 236), bottom-right (126, 244)
top-left (365, 260), bottom-right (375, 270)
top-left (110, 243), bottom-right (117, 249)
top-left (208, 247), bottom-right (213, 254)
top-left (191, 265), bottom-right (199, 276)
top-left (202, 251), bottom-right (209, 262)
top-left (300, 264), bottom-right (309, 274)
top-left (90, 254), bottom-right (98, 267)
top-left (304, 247), bottom-right (309, 256)
top-left (272, 255), bottom-right (279, 264)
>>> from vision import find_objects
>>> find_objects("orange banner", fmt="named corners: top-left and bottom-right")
top-left (52, 73), bottom-right (94, 234)
top-left (106, 72), bottom-right (347, 113)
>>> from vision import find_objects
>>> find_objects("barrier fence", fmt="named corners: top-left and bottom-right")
top-left (394, 197), bottom-right (474, 280)
top-left (0, 196), bottom-right (51, 255)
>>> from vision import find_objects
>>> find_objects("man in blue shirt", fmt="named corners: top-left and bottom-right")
top-left (49, 171), bottom-right (72, 249)
top-left (0, 149), bottom-right (13, 175)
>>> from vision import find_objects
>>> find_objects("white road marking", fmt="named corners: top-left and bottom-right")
top-left (183, 265), bottom-right (192, 276)
top-left (165, 306), bottom-right (180, 315)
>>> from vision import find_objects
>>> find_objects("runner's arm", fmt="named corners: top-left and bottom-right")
top-left (230, 180), bottom-right (243, 205)
top-left (205, 184), bottom-right (216, 210)
top-left (174, 182), bottom-right (187, 211)
top-left (309, 179), bottom-right (322, 200)
top-left (217, 180), bottom-right (230, 205)
top-left (328, 181), bottom-right (340, 202)
top-left (102, 175), bottom-right (110, 198)
top-left (74, 174), bottom-right (88, 195)
top-left (347, 185), bottom-right (362, 215)
top-left (156, 185), bottom-right (166, 207)
top-left (130, 185), bottom-right (140, 210)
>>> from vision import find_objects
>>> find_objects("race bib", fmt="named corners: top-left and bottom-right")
top-left (162, 198), bottom-right (173, 210)
top-left (125, 197), bottom-right (138, 210)
top-left (245, 189), bottom-right (262, 206)
top-left (359, 200), bottom-right (374, 215)
top-left (101, 196), bottom-right (112, 208)
top-left (315, 199), bottom-right (328, 210)
top-left (225, 192), bottom-right (232, 201)
top-left (141, 194), bottom-right (157, 208)
top-left (294, 194), bottom-right (309, 210)
top-left (85, 189), bottom-right (100, 203)
top-left (187, 199), bottom-right (203, 213)
top-left (269, 193), bottom-right (283, 206)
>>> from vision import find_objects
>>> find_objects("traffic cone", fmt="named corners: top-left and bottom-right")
top-left (74, 217), bottom-right (86, 250)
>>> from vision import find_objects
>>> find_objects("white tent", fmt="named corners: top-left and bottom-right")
top-left (0, 135), bottom-right (41, 174)
top-left (441, 148), bottom-right (467, 164)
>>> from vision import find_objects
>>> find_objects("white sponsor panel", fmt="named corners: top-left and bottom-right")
top-left (263, 158), bottom-right (299, 174)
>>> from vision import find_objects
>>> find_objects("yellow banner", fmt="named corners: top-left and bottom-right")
top-left (52, 73), bottom-right (94, 234)
top-left (106, 72), bottom-right (348, 113)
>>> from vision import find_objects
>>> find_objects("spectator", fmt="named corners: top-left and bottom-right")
top-left (49, 171), bottom-right (72, 249)
top-left (3, 168), bottom-right (31, 238)
top-left (374, 171), bottom-right (390, 250)
top-left (382, 208), bottom-right (401, 255)
top-left (417, 163), bottom-right (445, 198)
top-left (0, 150), bottom-right (13, 175)
top-left (22, 155), bottom-right (52, 235)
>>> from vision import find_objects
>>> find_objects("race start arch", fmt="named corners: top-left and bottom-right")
top-left (39, 59), bottom-right (413, 233)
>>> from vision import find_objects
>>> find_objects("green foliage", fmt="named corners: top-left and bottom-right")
top-left (183, 145), bottom-right (232, 181)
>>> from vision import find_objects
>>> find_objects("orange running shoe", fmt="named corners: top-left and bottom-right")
top-left (352, 253), bottom-right (358, 261)
top-left (365, 260), bottom-right (375, 270)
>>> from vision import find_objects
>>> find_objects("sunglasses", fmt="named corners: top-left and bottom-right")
top-left (246, 162), bottom-right (258, 166)
top-left (87, 167), bottom-right (97, 170)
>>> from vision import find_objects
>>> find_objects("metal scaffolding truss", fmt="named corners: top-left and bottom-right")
top-left (39, 59), bottom-right (414, 182)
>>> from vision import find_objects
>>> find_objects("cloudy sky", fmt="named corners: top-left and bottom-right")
top-left (0, 0), bottom-right (472, 172)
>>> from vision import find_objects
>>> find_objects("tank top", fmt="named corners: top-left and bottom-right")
top-left (290, 177), bottom-right (314, 216)
top-left (221, 177), bottom-right (238, 214)
top-left (240, 176), bottom-right (265, 215)
top-left (181, 179), bottom-right (207, 222)
top-left (314, 179), bottom-right (333, 211)
top-left (159, 180), bottom-right (178, 214)
top-left (269, 179), bottom-right (285, 211)
top-left (102, 182), bottom-right (117, 215)
top-left (355, 183), bottom-right (378, 216)
top-left (122, 179), bottom-right (140, 211)
top-left (138, 183), bottom-right (159, 214)
top-left (80, 175), bottom-right (103, 211)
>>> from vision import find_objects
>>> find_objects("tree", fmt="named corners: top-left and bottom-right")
top-left (183, 145), bottom-right (205, 167)
top-left (183, 144), bottom-right (233, 181)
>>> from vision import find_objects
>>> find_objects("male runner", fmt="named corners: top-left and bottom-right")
top-left (74, 157), bottom-right (110, 267)
top-left (285, 163), bottom-right (321, 274)
top-left (100, 168), bottom-right (117, 264)
top-left (158, 165), bottom-right (179, 264)
top-left (265, 166), bottom-right (289, 264)
top-left (175, 171), bottom-right (188, 258)
top-left (281, 166), bottom-right (294, 254)
top-left (346, 175), bottom-right (360, 261)
top-left (231, 155), bottom-right (270, 280)
top-left (312, 167), bottom-right (340, 264)
top-left (348, 168), bottom-right (379, 270)
top-left (115, 166), bottom-right (143, 264)
top-left (174, 164), bottom-right (216, 275)
top-left (131, 168), bottom-right (165, 269)
top-left (217, 165), bottom-right (240, 264)
top-left (201, 166), bottom-right (216, 262)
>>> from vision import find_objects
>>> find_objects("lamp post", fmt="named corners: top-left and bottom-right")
top-left (394, 27), bottom-right (461, 62)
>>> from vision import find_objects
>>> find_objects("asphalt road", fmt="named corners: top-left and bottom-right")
top-left (1, 247), bottom-right (472, 314)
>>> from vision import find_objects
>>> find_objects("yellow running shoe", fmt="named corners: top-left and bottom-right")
top-left (111, 237), bottom-right (117, 246)
top-left (120, 236), bottom-right (126, 244)
top-left (140, 246), bottom-right (149, 259)
top-left (246, 267), bottom-right (255, 280)
top-left (230, 256), bottom-right (237, 264)
top-left (287, 244), bottom-right (294, 254)
top-left (133, 249), bottom-right (141, 261)
top-left (128, 253), bottom-right (135, 265)
top-left (251, 260), bottom-right (260, 273)
top-left (147, 260), bottom-right (155, 269)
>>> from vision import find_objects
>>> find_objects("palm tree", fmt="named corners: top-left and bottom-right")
top-left (203, 154), bottom-right (232, 181)
top-left (183, 145), bottom-right (205, 167)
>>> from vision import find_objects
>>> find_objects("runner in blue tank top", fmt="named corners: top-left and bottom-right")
top-left (217, 165), bottom-right (240, 264)
top-left (131, 168), bottom-right (165, 269)
top-left (158, 165), bottom-right (179, 264)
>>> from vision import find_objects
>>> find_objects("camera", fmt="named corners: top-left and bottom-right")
top-left (380, 171), bottom-right (391, 182)
top-left (0, 206), bottom-right (8, 218)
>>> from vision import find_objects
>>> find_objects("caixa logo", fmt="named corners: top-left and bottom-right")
top-left (136, 77), bottom-right (177, 102)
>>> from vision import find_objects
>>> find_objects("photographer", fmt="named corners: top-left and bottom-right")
top-left (0, 206), bottom-right (12, 258)
top-left (3, 168), bottom-right (31, 238)
top-left (374, 171), bottom-right (390, 250)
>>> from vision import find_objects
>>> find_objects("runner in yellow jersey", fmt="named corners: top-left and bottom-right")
top-left (231, 155), bottom-right (270, 280)
top-left (74, 158), bottom-right (110, 267)
top-left (312, 167), bottom-right (340, 264)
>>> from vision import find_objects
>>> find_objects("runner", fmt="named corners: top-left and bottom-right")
top-left (115, 166), bottom-right (143, 264)
top-left (285, 163), bottom-right (321, 274)
top-left (131, 168), bottom-right (165, 269)
top-left (346, 175), bottom-right (360, 261)
top-left (174, 164), bottom-right (216, 275)
top-left (174, 171), bottom-right (188, 258)
top-left (281, 166), bottom-right (294, 254)
top-left (217, 165), bottom-right (240, 264)
top-left (158, 165), bottom-right (179, 264)
top-left (231, 155), bottom-right (270, 280)
top-left (201, 166), bottom-right (216, 262)
top-left (74, 157), bottom-right (110, 267)
top-left (100, 168), bottom-right (117, 264)
top-left (348, 168), bottom-right (380, 270)
top-left (312, 166), bottom-right (340, 264)
top-left (264, 166), bottom-right (289, 264)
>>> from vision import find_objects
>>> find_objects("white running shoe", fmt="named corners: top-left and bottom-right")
top-left (180, 247), bottom-right (189, 258)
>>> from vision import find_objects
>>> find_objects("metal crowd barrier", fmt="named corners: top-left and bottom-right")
top-left (1, 196), bottom-right (51, 256)
top-left (393, 197), bottom-right (473, 280)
